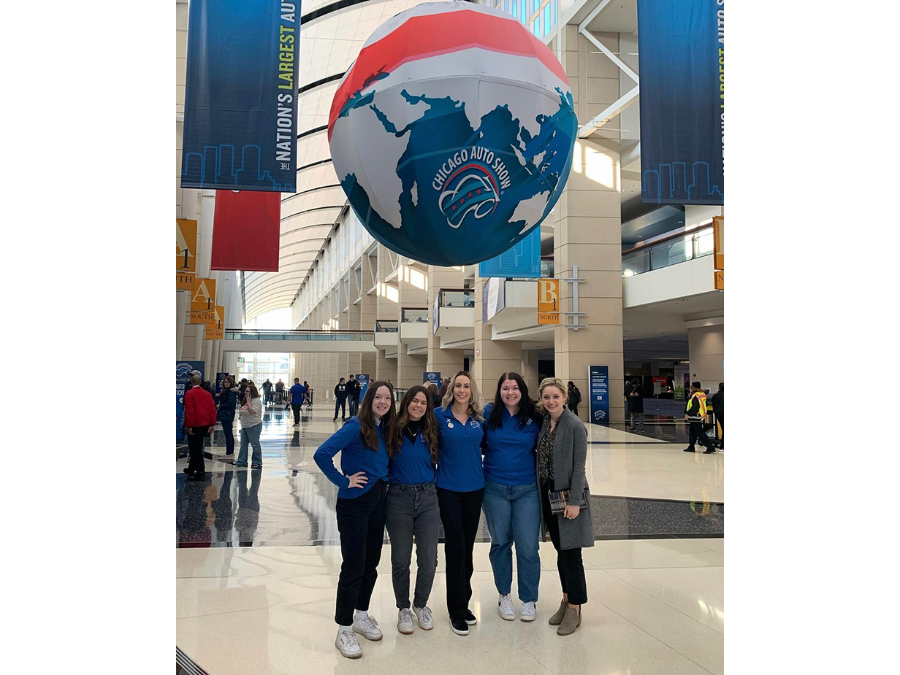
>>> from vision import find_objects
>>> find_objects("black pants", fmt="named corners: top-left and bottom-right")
top-left (437, 487), bottom-right (485, 621)
top-left (569, 403), bottom-right (578, 416)
top-left (187, 427), bottom-right (207, 475)
top-left (540, 482), bottom-right (588, 605)
top-left (349, 398), bottom-right (359, 416)
top-left (334, 398), bottom-right (347, 419)
top-left (335, 481), bottom-right (388, 626)
top-left (688, 421), bottom-right (713, 450)
top-left (716, 413), bottom-right (724, 446)
top-left (220, 417), bottom-right (235, 454)
top-left (291, 403), bottom-right (302, 424)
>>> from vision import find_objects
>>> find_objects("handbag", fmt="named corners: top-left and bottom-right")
top-left (548, 486), bottom-right (589, 515)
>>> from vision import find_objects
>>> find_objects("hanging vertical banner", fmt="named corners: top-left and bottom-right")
top-left (210, 190), bottom-right (282, 271)
top-left (713, 216), bottom-right (724, 269)
top-left (176, 361), bottom-right (205, 441)
top-left (206, 305), bottom-right (225, 338)
top-left (180, 0), bottom-right (300, 192)
top-left (537, 278), bottom-right (560, 325)
top-left (478, 227), bottom-right (542, 278)
top-left (637, 0), bottom-right (724, 205)
top-left (588, 365), bottom-right (610, 426)
top-left (176, 219), bottom-right (198, 272)
top-left (190, 278), bottom-right (217, 312)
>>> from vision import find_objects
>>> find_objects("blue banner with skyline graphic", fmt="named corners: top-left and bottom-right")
top-left (181, 0), bottom-right (300, 192)
top-left (478, 226), bottom-right (541, 278)
top-left (637, 0), bottom-right (724, 205)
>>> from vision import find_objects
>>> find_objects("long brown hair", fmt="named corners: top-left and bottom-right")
top-left (440, 371), bottom-right (484, 421)
top-left (357, 380), bottom-right (397, 452)
top-left (392, 385), bottom-right (440, 463)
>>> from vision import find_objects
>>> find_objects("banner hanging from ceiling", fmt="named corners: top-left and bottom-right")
top-left (210, 190), bottom-right (281, 272)
top-left (478, 226), bottom-right (542, 278)
top-left (180, 0), bottom-right (300, 192)
top-left (637, 0), bottom-right (724, 205)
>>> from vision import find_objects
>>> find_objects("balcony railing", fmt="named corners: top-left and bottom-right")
top-left (437, 288), bottom-right (475, 308)
top-left (622, 226), bottom-right (715, 277)
top-left (401, 308), bottom-right (429, 323)
top-left (224, 329), bottom-right (373, 341)
top-left (374, 320), bottom-right (398, 333)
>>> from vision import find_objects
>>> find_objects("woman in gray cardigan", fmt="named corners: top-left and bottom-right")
top-left (536, 378), bottom-right (594, 636)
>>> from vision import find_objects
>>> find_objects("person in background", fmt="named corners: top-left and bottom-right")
top-left (425, 382), bottom-right (442, 408)
top-left (239, 378), bottom-right (249, 401)
top-left (435, 371), bottom-right (486, 636)
top-left (439, 378), bottom-right (450, 399)
top-left (566, 382), bottom-right (581, 417)
top-left (183, 374), bottom-right (217, 481)
top-left (304, 381), bottom-right (314, 408)
top-left (537, 377), bottom-right (593, 636)
top-left (215, 375), bottom-right (240, 460)
top-left (482, 372), bottom-right (542, 623)
top-left (234, 384), bottom-right (264, 469)
top-left (334, 377), bottom-right (349, 421)
top-left (624, 379), bottom-right (634, 429)
top-left (314, 381), bottom-right (397, 659)
top-left (628, 378), bottom-right (645, 432)
top-left (683, 382), bottom-right (715, 454)
top-left (709, 382), bottom-right (724, 449)
top-left (348, 376), bottom-right (361, 417)
top-left (386, 386), bottom-right (441, 636)
top-left (289, 378), bottom-right (306, 427)
top-left (262, 379), bottom-right (273, 405)
top-left (275, 379), bottom-right (285, 404)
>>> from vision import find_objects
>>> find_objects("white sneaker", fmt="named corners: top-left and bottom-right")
top-left (353, 614), bottom-right (383, 641)
top-left (398, 608), bottom-right (415, 634)
top-left (498, 594), bottom-right (515, 621)
top-left (413, 605), bottom-right (434, 630)
top-left (520, 601), bottom-right (536, 622)
top-left (335, 629), bottom-right (361, 659)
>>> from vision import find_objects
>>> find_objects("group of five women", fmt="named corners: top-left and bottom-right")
top-left (314, 372), bottom-right (593, 659)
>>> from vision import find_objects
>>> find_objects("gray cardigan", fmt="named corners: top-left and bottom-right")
top-left (536, 408), bottom-right (594, 550)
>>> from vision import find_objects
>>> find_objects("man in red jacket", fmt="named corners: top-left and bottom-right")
top-left (184, 374), bottom-right (217, 480)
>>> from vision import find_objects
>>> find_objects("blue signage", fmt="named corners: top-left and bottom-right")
top-left (424, 372), bottom-right (441, 386)
top-left (177, 361), bottom-right (206, 441)
top-left (588, 365), bottom-right (610, 427)
top-left (478, 226), bottom-right (542, 278)
top-left (637, 0), bottom-right (724, 205)
top-left (356, 374), bottom-right (370, 400)
top-left (181, 0), bottom-right (300, 192)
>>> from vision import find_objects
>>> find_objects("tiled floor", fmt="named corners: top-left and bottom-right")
top-left (176, 403), bottom-right (724, 674)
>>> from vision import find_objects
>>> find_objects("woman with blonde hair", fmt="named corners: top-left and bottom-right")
top-left (536, 377), bottom-right (593, 636)
top-left (385, 385), bottom-right (442, 635)
top-left (435, 371), bottom-right (485, 636)
top-left (233, 383), bottom-right (263, 469)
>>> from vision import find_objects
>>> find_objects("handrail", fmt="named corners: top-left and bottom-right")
top-left (622, 225), bottom-right (713, 256)
top-left (225, 328), bottom-right (372, 334)
top-left (224, 329), bottom-right (374, 340)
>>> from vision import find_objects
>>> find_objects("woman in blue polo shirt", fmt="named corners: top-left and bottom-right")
top-left (385, 385), bottom-right (441, 636)
top-left (435, 371), bottom-right (486, 636)
top-left (314, 381), bottom-right (397, 660)
top-left (482, 372), bottom-right (543, 623)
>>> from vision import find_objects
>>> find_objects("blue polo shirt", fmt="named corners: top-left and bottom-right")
top-left (314, 417), bottom-right (389, 499)
top-left (482, 403), bottom-right (540, 486)
top-left (289, 383), bottom-right (306, 404)
top-left (389, 429), bottom-right (436, 485)
top-left (434, 406), bottom-right (485, 492)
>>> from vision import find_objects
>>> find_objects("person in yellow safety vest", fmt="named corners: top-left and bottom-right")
top-left (683, 381), bottom-right (715, 454)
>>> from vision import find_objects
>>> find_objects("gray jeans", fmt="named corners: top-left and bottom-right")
top-left (385, 482), bottom-right (441, 610)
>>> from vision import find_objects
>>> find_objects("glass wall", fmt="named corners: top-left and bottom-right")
top-left (236, 353), bottom-right (291, 386)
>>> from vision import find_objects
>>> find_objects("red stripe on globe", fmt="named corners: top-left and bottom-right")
top-left (328, 1), bottom-right (577, 267)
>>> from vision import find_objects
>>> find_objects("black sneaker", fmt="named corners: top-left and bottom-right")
top-left (332, 418), bottom-right (338, 421)
top-left (251, 464), bottom-right (263, 469)
top-left (683, 447), bottom-right (694, 452)
top-left (188, 472), bottom-right (206, 481)
top-left (450, 618), bottom-right (469, 635)
top-left (464, 609), bottom-right (477, 625)
top-left (182, 467), bottom-right (194, 475)
top-left (703, 449), bottom-right (716, 454)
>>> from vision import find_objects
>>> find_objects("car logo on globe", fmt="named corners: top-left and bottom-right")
top-left (438, 166), bottom-right (499, 229)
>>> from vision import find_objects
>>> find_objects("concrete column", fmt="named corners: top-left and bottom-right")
top-left (427, 265), bottom-right (465, 380)
top-left (520, 350), bottom-right (539, 393)
top-left (376, 351), bottom-right (397, 385)
top-left (552, 136), bottom-right (625, 424)
top-left (396, 260), bottom-right (428, 389)
top-left (688, 323), bottom-right (724, 390)
top-left (473, 277), bottom-right (522, 403)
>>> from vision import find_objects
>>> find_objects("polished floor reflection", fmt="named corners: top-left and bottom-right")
top-left (176, 402), bottom-right (724, 674)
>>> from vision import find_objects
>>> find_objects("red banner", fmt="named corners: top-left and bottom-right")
top-left (210, 190), bottom-right (281, 271)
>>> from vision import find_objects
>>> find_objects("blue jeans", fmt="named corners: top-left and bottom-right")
top-left (481, 480), bottom-right (541, 602)
top-left (237, 423), bottom-right (262, 467)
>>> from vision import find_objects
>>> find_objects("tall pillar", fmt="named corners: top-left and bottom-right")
top-left (473, 277), bottom-right (522, 403)
top-left (427, 265), bottom-right (465, 380)
top-left (520, 350), bottom-right (539, 393)
top-left (687, 323), bottom-right (724, 390)
top-left (396, 260), bottom-right (428, 389)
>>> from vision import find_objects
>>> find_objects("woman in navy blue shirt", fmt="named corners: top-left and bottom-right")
top-left (385, 385), bottom-right (441, 636)
top-left (314, 381), bottom-right (397, 660)
top-left (482, 372), bottom-right (543, 622)
top-left (435, 371), bottom-right (486, 636)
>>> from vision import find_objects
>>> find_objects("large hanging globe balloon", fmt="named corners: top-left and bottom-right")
top-left (328, 1), bottom-right (577, 266)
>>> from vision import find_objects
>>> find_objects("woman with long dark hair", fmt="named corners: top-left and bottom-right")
top-left (215, 375), bottom-right (239, 460)
top-left (314, 381), bottom-right (397, 659)
top-left (536, 377), bottom-right (593, 637)
top-left (385, 385), bottom-right (441, 635)
top-left (435, 371), bottom-right (485, 636)
top-left (482, 372), bottom-right (543, 622)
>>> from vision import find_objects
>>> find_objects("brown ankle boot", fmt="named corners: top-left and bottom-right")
top-left (548, 599), bottom-right (568, 626)
top-left (557, 607), bottom-right (582, 636)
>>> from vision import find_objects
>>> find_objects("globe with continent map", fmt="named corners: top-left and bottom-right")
top-left (328, 1), bottom-right (577, 266)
